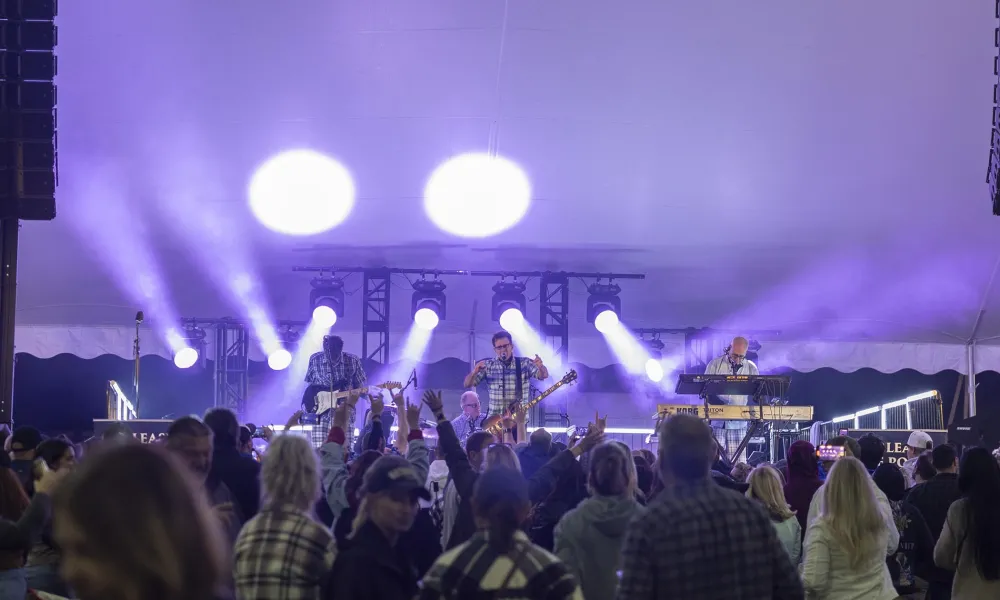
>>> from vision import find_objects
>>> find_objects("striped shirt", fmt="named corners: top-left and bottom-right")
top-left (419, 530), bottom-right (583, 600)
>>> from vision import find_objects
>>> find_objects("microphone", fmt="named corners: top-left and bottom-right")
top-left (411, 368), bottom-right (418, 389)
top-left (135, 311), bottom-right (144, 324)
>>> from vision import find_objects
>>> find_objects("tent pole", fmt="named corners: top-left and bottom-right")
top-left (966, 342), bottom-right (977, 417)
top-left (0, 219), bottom-right (18, 426)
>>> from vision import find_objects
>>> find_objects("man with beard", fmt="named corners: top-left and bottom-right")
top-left (166, 416), bottom-right (242, 544)
top-left (304, 334), bottom-right (368, 449)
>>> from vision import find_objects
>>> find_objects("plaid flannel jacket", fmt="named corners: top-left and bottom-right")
top-left (617, 478), bottom-right (805, 600)
top-left (419, 530), bottom-right (583, 600)
top-left (234, 504), bottom-right (336, 600)
top-left (304, 351), bottom-right (366, 449)
top-left (468, 356), bottom-right (540, 417)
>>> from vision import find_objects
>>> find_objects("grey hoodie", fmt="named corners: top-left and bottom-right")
top-left (553, 494), bottom-right (643, 600)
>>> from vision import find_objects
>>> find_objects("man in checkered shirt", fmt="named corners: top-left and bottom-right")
top-left (617, 413), bottom-right (804, 600)
top-left (303, 334), bottom-right (367, 449)
top-left (463, 331), bottom-right (549, 434)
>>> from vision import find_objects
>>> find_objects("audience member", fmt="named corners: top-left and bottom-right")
top-left (204, 407), bottom-right (261, 523)
top-left (420, 467), bottom-right (583, 600)
top-left (907, 443), bottom-right (962, 600)
top-left (857, 433), bottom-right (887, 473)
top-left (8, 427), bottom-right (42, 494)
top-left (0, 458), bottom-right (61, 599)
top-left (519, 428), bottom-right (553, 480)
top-left (554, 440), bottom-right (643, 600)
top-left (166, 416), bottom-right (242, 542)
top-left (801, 457), bottom-right (897, 599)
top-left (901, 431), bottom-right (934, 486)
top-left (439, 430), bottom-right (492, 549)
top-left (730, 462), bottom-right (752, 483)
top-left (933, 447), bottom-right (1000, 599)
top-left (618, 414), bottom-right (803, 599)
top-left (235, 434), bottom-right (334, 599)
top-left (914, 452), bottom-right (936, 485)
top-left (632, 454), bottom-right (653, 499)
top-left (747, 465), bottom-right (801, 564)
top-left (783, 440), bottom-right (823, 535)
top-left (25, 437), bottom-right (77, 596)
top-left (53, 444), bottom-right (226, 600)
top-left (327, 455), bottom-right (428, 599)
top-left (873, 462), bottom-right (934, 598)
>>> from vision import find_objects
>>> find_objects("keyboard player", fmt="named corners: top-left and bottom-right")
top-left (704, 336), bottom-right (759, 462)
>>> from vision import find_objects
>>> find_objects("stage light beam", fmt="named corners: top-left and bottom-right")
top-left (174, 347), bottom-right (199, 369)
top-left (594, 310), bottom-right (619, 333)
top-left (645, 358), bottom-right (664, 382)
top-left (268, 348), bottom-right (293, 371)
top-left (414, 307), bottom-right (440, 330)
top-left (499, 308), bottom-right (524, 332)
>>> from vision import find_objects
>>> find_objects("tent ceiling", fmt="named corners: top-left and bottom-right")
top-left (15, 0), bottom-right (1000, 346)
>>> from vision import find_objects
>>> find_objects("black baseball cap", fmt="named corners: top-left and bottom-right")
top-left (363, 455), bottom-right (431, 501)
top-left (10, 427), bottom-right (42, 452)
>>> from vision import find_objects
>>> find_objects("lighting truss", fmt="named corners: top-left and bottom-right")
top-left (362, 268), bottom-right (390, 368)
top-left (992, 1), bottom-right (1000, 214)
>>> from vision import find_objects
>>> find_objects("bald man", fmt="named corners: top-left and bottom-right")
top-left (451, 391), bottom-right (487, 448)
top-left (618, 414), bottom-right (803, 600)
top-left (703, 336), bottom-right (759, 463)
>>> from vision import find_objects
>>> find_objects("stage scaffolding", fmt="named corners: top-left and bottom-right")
top-left (213, 320), bottom-right (250, 416)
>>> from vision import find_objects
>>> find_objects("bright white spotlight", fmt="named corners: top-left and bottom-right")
top-left (174, 347), bottom-right (199, 369)
top-left (313, 305), bottom-right (337, 328)
top-left (594, 310), bottom-right (619, 333)
top-left (268, 349), bottom-right (293, 371)
top-left (248, 149), bottom-right (355, 236)
top-left (645, 358), bottom-right (664, 382)
top-left (499, 308), bottom-right (524, 332)
top-left (414, 307), bottom-right (440, 330)
top-left (424, 153), bottom-right (531, 238)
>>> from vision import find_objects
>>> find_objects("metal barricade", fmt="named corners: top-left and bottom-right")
top-left (106, 380), bottom-right (137, 421)
top-left (814, 390), bottom-right (943, 445)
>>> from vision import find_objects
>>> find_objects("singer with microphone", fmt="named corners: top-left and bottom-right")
top-left (463, 331), bottom-right (548, 442)
top-left (704, 336), bottom-right (759, 462)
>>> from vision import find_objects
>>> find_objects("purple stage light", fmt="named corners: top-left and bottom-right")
top-left (174, 347), bottom-right (199, 369)
top-left (594, 309), bottom-right (619, 333)
top-left (645, 358), bottom-right (664, 382)
top-left (414, 307), bottom-right (440, 331)
top-left (312, 304), bottom-right (338, 328)
top-left (248, 149), bottom-right (355, 236)
top-left (423, 153), bottom-right (531, 238)
top-left (499, 307), bottom-right (524, 332)
top-left (267, 348), bottom-right (293, 371)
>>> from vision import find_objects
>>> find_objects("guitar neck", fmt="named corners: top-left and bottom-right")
top-left (519, 379), bottom-right (568, 414)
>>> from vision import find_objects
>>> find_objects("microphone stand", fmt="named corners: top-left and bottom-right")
top-left (133, 314), bottom-right (141, 417)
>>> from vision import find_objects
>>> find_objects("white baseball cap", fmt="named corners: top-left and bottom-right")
top-left (907, 431), bottom-right (933, 450)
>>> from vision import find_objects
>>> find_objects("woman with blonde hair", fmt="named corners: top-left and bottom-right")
top-left (486, 443), bottom-right (522, 472)
top-left (801, 457), bottom-right (896, 600)
top-left (746, 465), bottom-right (801, 563)
top-left (53, 444), bottom-right (226, 600)
top-left (234, 434), bottom-right (334, 599)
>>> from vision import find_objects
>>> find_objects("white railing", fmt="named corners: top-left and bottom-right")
top-left (106, 380), bottom-right (137, 421)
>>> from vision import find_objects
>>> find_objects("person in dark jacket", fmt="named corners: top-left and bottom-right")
top-left (518, 429), bottom-right (553, 480)
top-left (783, 440), bottom-right (823, 535)
top-left (327, 455), bottom-right (429, 600)
top-left (874, 463), bottom-right (934, 598)
top-left (422, 389), bottom-right (598, 550)
top-left (8, 427), bottom-right (42, 496)
top-left (906, 443), bottom-right (962, 600)
top-left (204, 408), bottom-right (260, 523)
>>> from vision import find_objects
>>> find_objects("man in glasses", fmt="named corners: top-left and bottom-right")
top-left (451, 391), bottom-right (488, 448)
top-left (463, 331), bottom-right (549, 441)
top-left (704, 336), bottom-right (759, 462)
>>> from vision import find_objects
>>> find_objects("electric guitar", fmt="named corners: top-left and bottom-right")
top-left (482, 370), bottom-right (578, 436)
top-left (314, 381), bottom-right (402, 416)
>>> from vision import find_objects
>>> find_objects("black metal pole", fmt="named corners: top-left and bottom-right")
top-left (0, 219), bottom-right (19, 425)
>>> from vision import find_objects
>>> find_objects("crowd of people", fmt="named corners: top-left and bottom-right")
top-left (0, 389), bottom-right (997, 600)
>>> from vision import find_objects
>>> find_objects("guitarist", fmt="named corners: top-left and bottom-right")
top-left (303, 335), bottom-right (367, 448)
top-left (463, 331), bottom-right (548, 443)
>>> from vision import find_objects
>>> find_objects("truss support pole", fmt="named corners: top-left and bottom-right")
top-left (537, 274), bottom-right (569, 427)
top-left (0, 220), bottom-right (17, 425)
top-left (213, 321), bottom-right (249, 417)
top-left (362, 269), bottom-right (390, 372)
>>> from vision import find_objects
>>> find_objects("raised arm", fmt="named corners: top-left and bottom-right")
top-left (321, 399), bottom-right (356, 518)
top-left (463, 360), bottom-right (487, 389)
top-left (424, 390), bottom-right (478, 500)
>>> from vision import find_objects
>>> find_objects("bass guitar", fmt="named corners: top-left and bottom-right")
top-left (482, 370), bottom-right (578, 436)
top-left (314, 381), bottom-right (401, 416)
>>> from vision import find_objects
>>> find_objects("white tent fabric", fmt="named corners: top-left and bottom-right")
top-left (14, 324), bottom-right (997, 375)
top-left (10, 1), bottom-right (1000, 381)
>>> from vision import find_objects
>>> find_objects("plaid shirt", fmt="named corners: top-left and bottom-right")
top-left (617, 478), bottom-right (804, 600)
top-left (450, 413), bottom-right (488, 449)
top-left (420, 530), bottom-right (583, 600)
top-left (234, 504), bottom-right (336, 600)
top-left (469, 357), bottom-right (540, 417)
top-left (304, 351), bottom-right (367, 448)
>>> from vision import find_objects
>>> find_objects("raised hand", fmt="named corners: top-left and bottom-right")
top-left (406, 400), bottom-right (421, 429)
top-left (283, 410), bottom-right (304, 432)
top-left (345, 389), bottom-right (362, 408)
top-left (391, 387), bottom-right (405, 408)
top-left (578, 425), bottom-right (605, 453)
top-left (532, 354), bottom-right (544, 369)
top-left (422, 389), bottom-right (444, 414)
top-left (333, 400), bottom-right (350, 430)
top-left (594, 410), bottom-right (608, 433)
top-left (475, 360), bottom-right (487, 373)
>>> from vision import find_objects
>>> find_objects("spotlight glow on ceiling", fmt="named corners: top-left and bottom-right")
top-left (423, 153), bottom-right (531, 238)
top-left (248, 149), bottom-right (355, 236)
